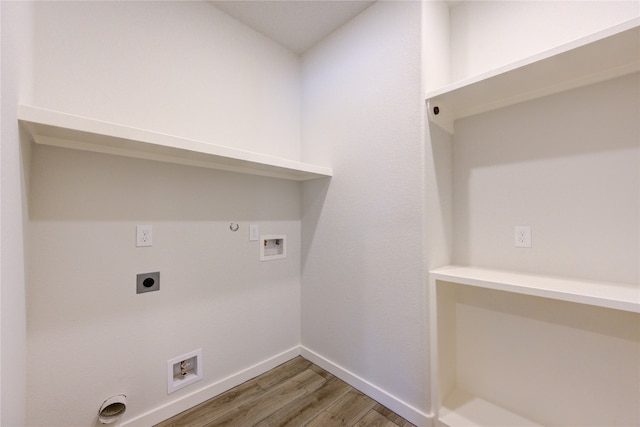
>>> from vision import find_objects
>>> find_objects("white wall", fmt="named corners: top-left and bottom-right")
top-left (32, 1), bottom-right (301, 160)
top-left (301, 2), bottom-right (429, 424)
top-left (24, 2), bottom-right (304, 426)
top-left (1, 2), bottom-right (34, 425)
top-left (455, 284), bottom-right (639, 426)
top-left (28, 147), bottom-right (301, 427)
top-left (449, 0), bottom-right (640, 82)
top-left (422, 1), bottom-right (450, 93)
top-left (452, 73), bottom-right (639, 284)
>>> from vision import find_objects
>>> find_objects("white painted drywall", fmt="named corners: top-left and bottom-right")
top-left (456, 285), bottom-right (639, 426)
top-left (1, 1), bottom-right (34, 425)
top-left (301, 1), bottom-right (429, 422)
top-left (452, 73), bottom-right (639, 285)
top-left (32, 1), bottom-right (301, 161)
top-left (24, 2), bottom-right (303, 425)
top-left (28, 147), bottom-right (301, 426)
top-left (449, 0), bottom-right (640, 82)
top-left (422, 0), bottom-right (450, 93)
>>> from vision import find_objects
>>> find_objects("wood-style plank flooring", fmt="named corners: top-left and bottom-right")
top-left (155, 357), bottom-right (416, 427)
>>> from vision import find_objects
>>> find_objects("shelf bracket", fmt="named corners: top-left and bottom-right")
top-left (426, 99), bottom-right (454, 135)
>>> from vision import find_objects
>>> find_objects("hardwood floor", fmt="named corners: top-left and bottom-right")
top-left (155, 357), bottom-right (416, 427)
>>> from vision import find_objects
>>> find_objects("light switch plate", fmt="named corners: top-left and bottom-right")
top-left (249, 224), bottom-right (259, 241)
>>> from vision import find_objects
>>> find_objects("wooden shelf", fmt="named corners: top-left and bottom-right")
top-left (430, 265), bottom-right (640, 313)
top-left (18, 105), bottom-right (332, 181)
top-left (438, 388), bottom-right (542, 427)
top-left (426, 18), bottom-right (640, 134)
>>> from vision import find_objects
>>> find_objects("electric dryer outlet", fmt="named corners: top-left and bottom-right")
top-left (137, 272), bottom-right (160, 294)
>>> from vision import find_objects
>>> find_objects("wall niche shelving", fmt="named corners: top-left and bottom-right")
top-left (428, 17), bottom-right (640, 427)
top-left (425, 18), bottom-right (639, 134)
top-left (431, 273), bottom-right (639, 427)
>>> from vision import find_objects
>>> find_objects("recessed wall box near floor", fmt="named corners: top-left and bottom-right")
top-left (167, 349), bottom-right (203, 394)
top-left (260, 235), bottom-right (287, 261)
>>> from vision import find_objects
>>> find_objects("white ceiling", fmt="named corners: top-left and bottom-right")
top-left (209, 0), bottom-right (376, 55)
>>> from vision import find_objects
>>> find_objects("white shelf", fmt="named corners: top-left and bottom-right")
top-left (439, 389), bottom-right (543, 427)
top-left (430, 265), bottom-right (640, 313)
top-left (425, 18), bottom-right (640, 134)
top-left (18, 105), bottom-right (332, 181)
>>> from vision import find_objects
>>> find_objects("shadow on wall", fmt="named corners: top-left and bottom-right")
top-left (452, 74), bottom-right (640, 170)
top-left (25, 140), bottom-right (304, 340)
top-left (451, 74), bottom-right (640, 283)
top-left (28, 143), bottom-right (302, 223)
top-left (300, 177), bottom-right (331, 269)
top-left (425, 117), bottom-right (453, 270)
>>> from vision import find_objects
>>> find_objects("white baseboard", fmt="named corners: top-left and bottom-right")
top-left (299, 346), bottom-right (433, 427)
top-left (120, 346), bottom-right (300, 427)
top-left (120, 345), bottom-right (433, 427)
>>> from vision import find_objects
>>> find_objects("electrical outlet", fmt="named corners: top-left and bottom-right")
top-left (136, 272), bottom-right (160, 294)
top-left (514, 226), bottom-right (531, 248)
top-left (136, 225), bottom-right (152, 247)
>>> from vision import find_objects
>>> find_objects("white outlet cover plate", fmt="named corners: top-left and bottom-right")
top-left (136, 225), bottom-right (152, 247)
top-left (514, 225), bottom-right (532, 248)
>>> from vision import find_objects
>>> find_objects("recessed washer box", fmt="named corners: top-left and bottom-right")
top-left (167, 348), bottom-right (202, 394)
top-left (260, 235), bottom-right (287, 261)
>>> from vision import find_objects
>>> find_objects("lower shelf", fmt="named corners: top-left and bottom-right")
top-left (430, 265), bottom-right (639, 313)
top-left (438, 389), bottom-right (542, 427)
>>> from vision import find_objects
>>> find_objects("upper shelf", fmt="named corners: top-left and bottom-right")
top-left (430, 265), bottom-right (640, 314)
top-left (426, 18), bottom-right (640, 134)
top-left (18, 105), bottom-right (332, 181)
